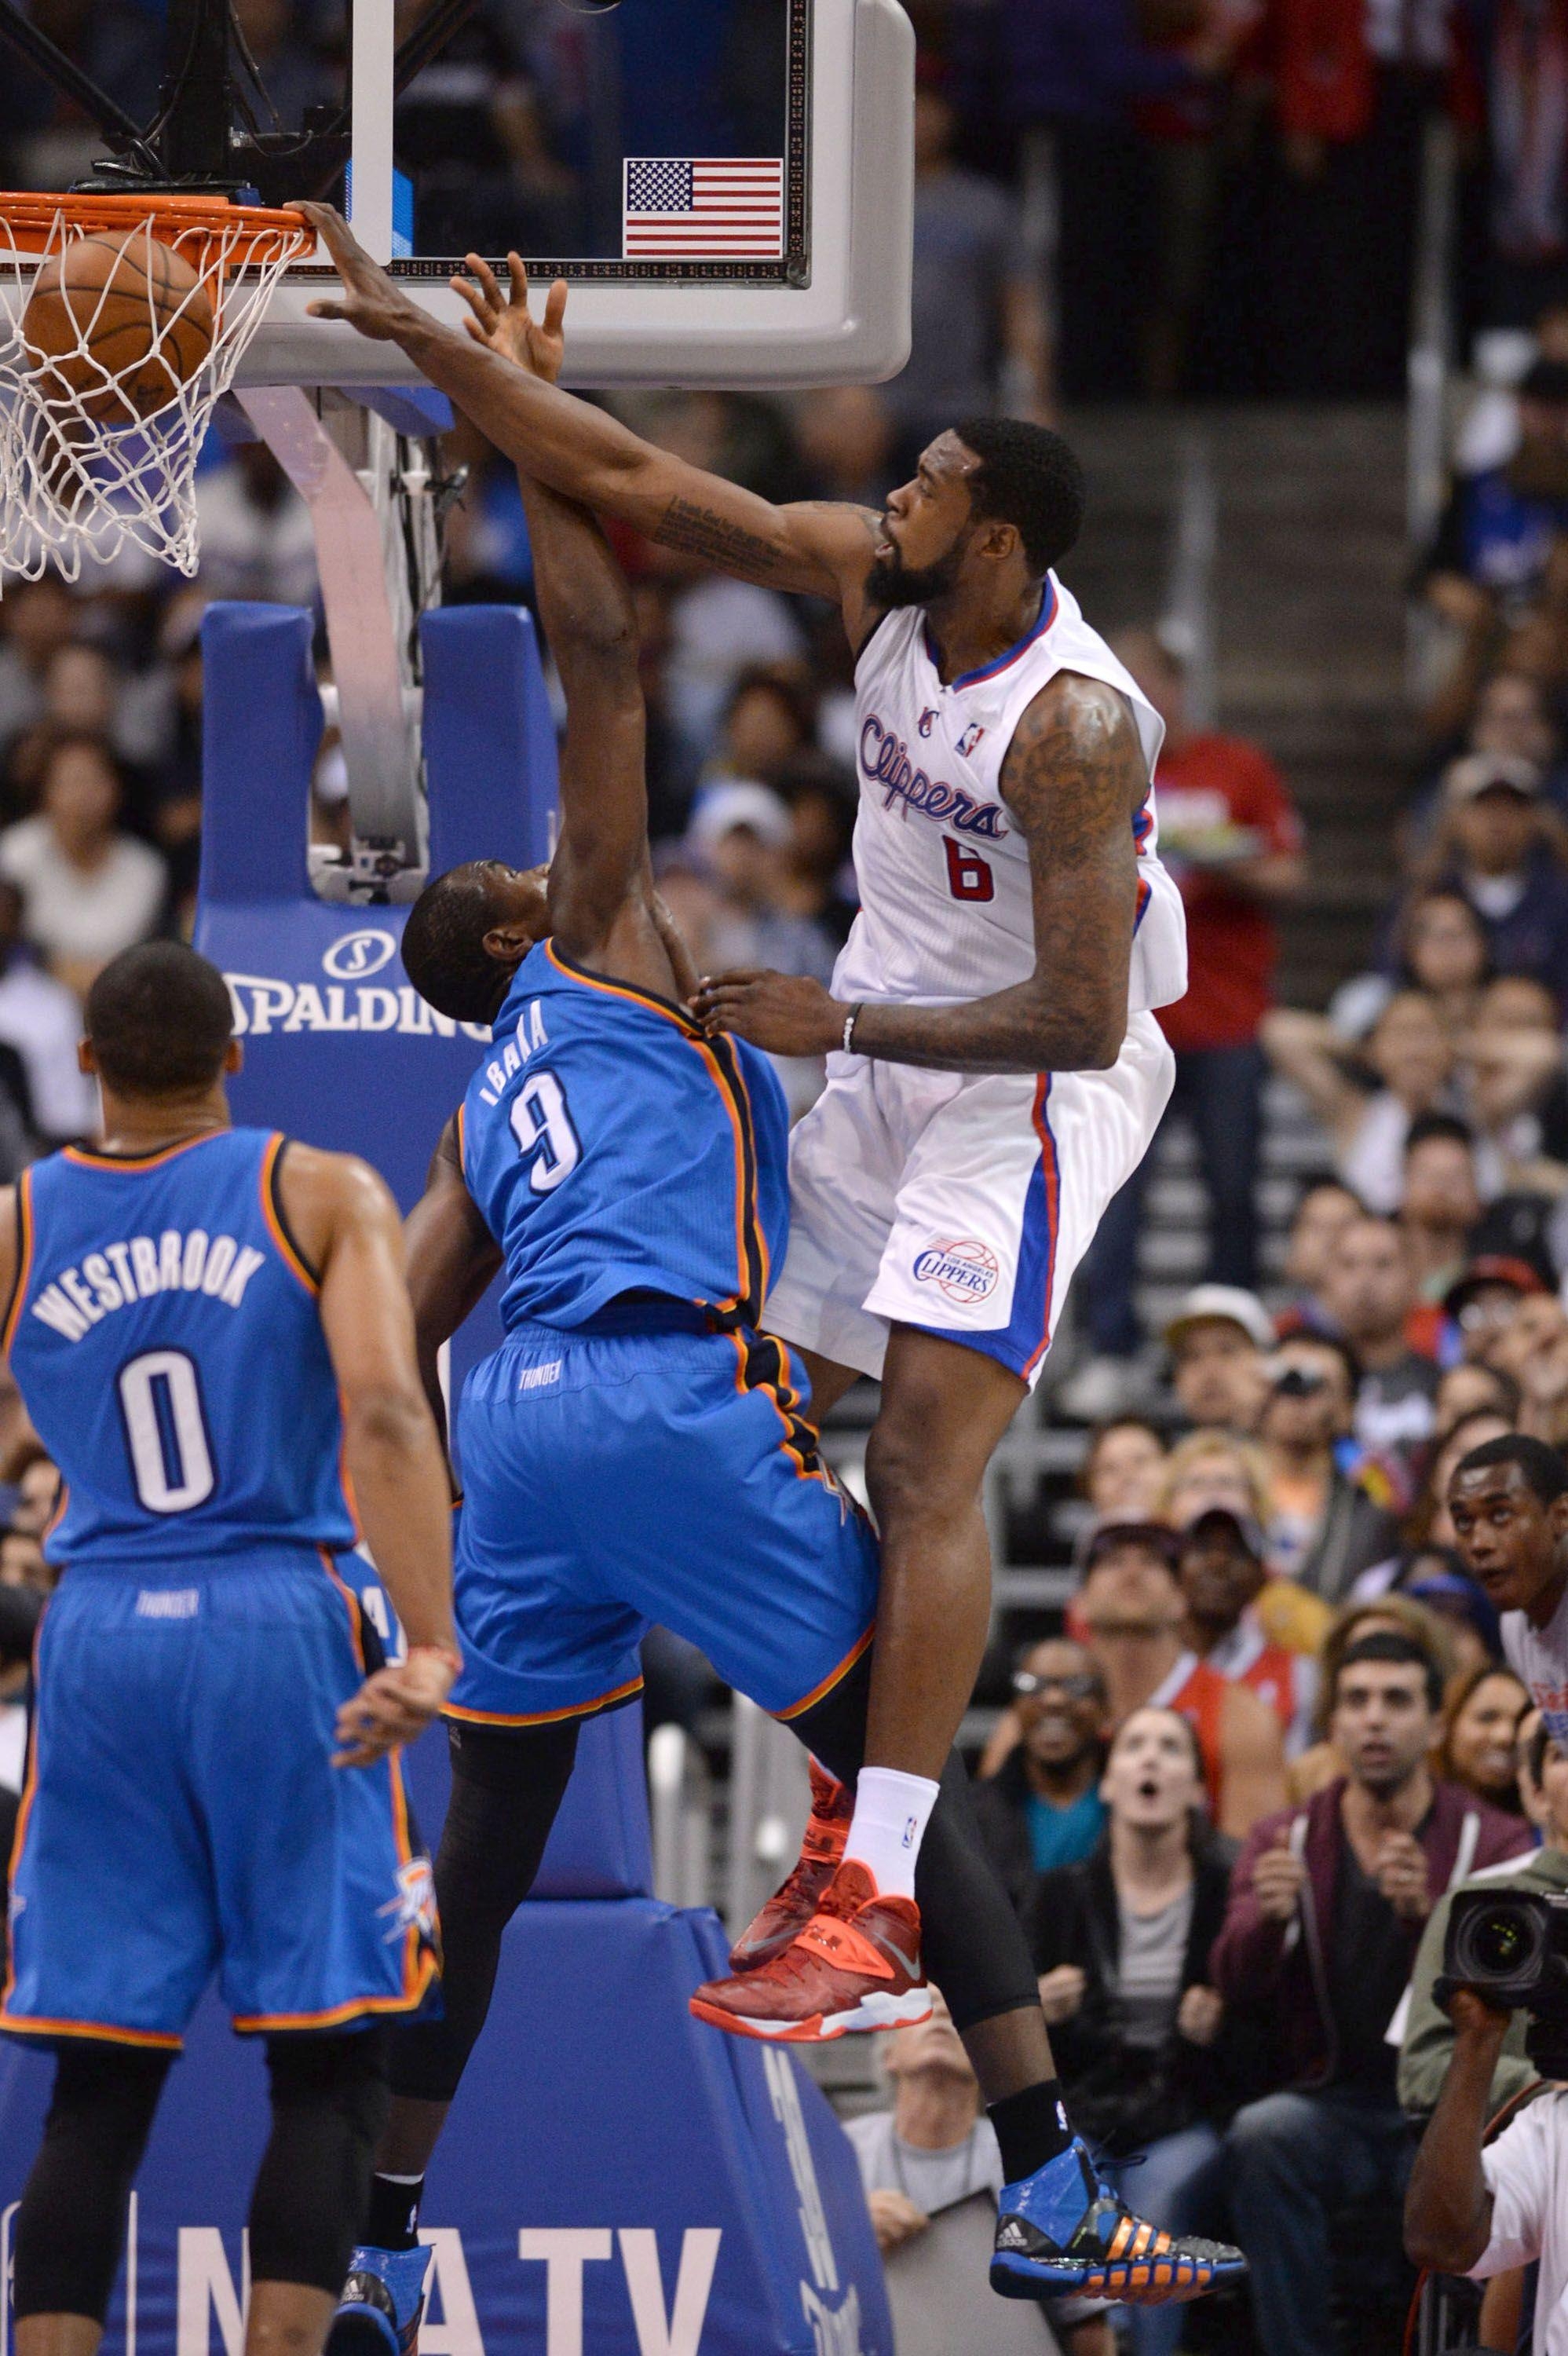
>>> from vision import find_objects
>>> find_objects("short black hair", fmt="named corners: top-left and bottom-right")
top-left (402, 862), bottom-right (517, 1024)
top-left (954, 417), bottom-right (1085, 579)
top-left (1453, 1432), bottom-right (1568, 1508)
top-left (1530, 1718), bottom-right (1561, 1789)
top-left (1405, 1110), bottom-right (1475, 1158)
top-left (1335, 1630), bottom-right (1444, 1715)
top-left (85, 941), bottom-right (232, 1096)
top-left (1289, 1173), bottom-right (1363, 1222)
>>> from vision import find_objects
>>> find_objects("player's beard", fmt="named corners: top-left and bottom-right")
top-left (865, 535), bottom-right (966, 609)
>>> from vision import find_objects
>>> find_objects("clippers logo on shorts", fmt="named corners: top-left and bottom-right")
top-left (912, 1238), bottom-right (1000, 1304)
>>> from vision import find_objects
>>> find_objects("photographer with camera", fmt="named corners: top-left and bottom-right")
top-left (1404, 1876), bottom-right (1568, 2347)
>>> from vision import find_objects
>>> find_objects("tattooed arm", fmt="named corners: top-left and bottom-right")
top-left (300, 206), bottom-right (883, 645)
top-left (694, 673), bottom-right (1146, 1075)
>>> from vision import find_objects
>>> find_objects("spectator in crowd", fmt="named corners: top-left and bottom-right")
top-left (1446, 1256), bottom-right (1550, 1368)
top-left (1413, 753), bottom-right (1568, 1007)
top-left (1424, 357), bottom-right (1568, 621)
top-left (1490, 1288), bottom-right (1568, 1448)
top-left (1163, 1284), bottom-right (1274, 1433)
top-left (971, 1639), bottom-right (1109, 1911)
top-left (1288, 1597), bottom-right (1458, 1800)
top-left (0, 576), bottom-right (77, 759)
top-left (1028, 1707), bottom-right (1250, 2356)
top-left (1081, 1418), bottom-right (1169, 1521)
top-left (193, 441), bottom-right (318, 608)
top-left (1077, 1519), bottom-right (1287, 1838)
top-left (1274, 1176), bottom-right (1365, 1337)
top-left (1399, 1710), bottom-right (1563, 2122)
top-left (1263, 989), bottom-right (1457, 1215)
top-left (1398, 1553), bottom-right (1504, 1682)
top-left (845, 1995), bottom-right (1111, 2356)
top-left (685, 780), bottom-right (838, 986)
top-left (886, 72), bottom-right (1054, 463)
top-left (1437, 1359), bottom-right (1522, 1429)
top-left (1332, 887), bottom-right (1493, 1042)
top-left (1316, 1215), bottom-right (1442, 1477)
top-left (0, 879), bottom-right (93, 1145)
top-left (1174, 1505), bottom-right (1317, 1756)
top-left (1438, 1663), bottom-right (1531, 1816)
top-left (1398, 1114), bottom-right (1484, 1301)
top-left (769, 760), bottom-right (859, 954)
top-left (1214, 1633), bottom-right (1533, 2356)
top-left (1069, 628), bottom-right (1303, 1398)
top-left (0, 734), bottom-right (166, 1001)
top-left (1151, 1429), bottom-right (1333, 1663)
top-left (1462, 975), bottom-right (1568, 1195)
top-left (704, 667), bottom-right (815, 791)
top-left (1255, 1331), bottom-right (1402, 1601)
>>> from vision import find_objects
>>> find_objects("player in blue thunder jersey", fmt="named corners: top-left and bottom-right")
top-left (323, 261), bottom-right (1242, 2348)
top-left (0, 941), bottom-right (461, 2356)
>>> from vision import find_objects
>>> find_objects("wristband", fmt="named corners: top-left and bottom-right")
top-left (842, 1003), bottom-right (864, 1055)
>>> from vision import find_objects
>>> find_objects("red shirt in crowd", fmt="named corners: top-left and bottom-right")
top-left (1154, 731), bottom-right (1303, 1055)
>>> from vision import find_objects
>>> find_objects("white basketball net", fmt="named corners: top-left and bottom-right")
top-left (0, 202), bottom-right (311, 584)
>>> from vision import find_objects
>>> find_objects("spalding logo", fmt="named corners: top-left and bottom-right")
top-left (323, 928), bottom-right (397, 980)
top-left (912, 1238), bottom-right (1000, 1304)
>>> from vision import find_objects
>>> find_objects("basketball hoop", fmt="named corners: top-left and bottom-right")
top-left (0, 192), bottom-right (312, 583)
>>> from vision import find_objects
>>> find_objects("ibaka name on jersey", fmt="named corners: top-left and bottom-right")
top-left (475, 997), bottom-right (550, 1107)
top-left (859, 714), bottom-right (1007, 840)
top-left (30, 1227), bottom-right (265, 1344)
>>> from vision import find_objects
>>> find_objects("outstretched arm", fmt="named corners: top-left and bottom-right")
top-left (696, 672), bottom-right (1147, 1075)
top-left (301, 206), bottom-right (883, 645)
top-left (402, 1116), bottom-right (503, 1471)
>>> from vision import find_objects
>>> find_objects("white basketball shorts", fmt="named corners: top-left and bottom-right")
top-left (765, 1010), bottom-right (1175, 1390)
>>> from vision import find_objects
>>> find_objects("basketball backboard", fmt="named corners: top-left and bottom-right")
top-left (244, 0), bottom-right (914, 393)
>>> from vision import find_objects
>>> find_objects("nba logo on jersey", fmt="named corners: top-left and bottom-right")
top-left (956, 722), bottom-right (986, 758)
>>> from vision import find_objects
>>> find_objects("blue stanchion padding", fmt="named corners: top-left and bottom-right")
top-left (422, 605), bottom-right (558, 876)
top-left (0, 1904), bottom-right (893, 2356)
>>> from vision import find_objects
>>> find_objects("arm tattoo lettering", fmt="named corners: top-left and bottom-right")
top-left (655, 496), bottom-right (788, 578)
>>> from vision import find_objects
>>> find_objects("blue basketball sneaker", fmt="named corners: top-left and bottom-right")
top-left (991, 2140), bottom-right (1246, 2304)
top-left (324, 2244), bottom-right (433, 2356)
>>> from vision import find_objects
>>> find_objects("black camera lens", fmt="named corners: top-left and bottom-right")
top-left (1273, 1366), bottom-right (1327, 1398)
top-left (1459, 1901), bottom-right (1544, 1984)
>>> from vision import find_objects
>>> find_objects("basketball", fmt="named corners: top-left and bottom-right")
top-left (20, 225), bottom-right (214, 427)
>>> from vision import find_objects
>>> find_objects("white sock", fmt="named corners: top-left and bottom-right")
top-left (843, 1766), bottom-right (941, 1900)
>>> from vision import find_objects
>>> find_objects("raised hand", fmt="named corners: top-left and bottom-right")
top-left (451, 251), bottom-right (568, 384)
top-left (1252, 1840), bottom-right (1307, 1923)
top-left (298, 202), bottom-right (423, 343)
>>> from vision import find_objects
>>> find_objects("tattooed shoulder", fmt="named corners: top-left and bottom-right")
top-left (1000, 671), bottom-right (1146, 851)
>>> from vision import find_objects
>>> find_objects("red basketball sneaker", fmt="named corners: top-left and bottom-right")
top-left (692, 1860), bottom-right (932, 2042)
top-left (728, 1758), bottom-right (853, 1974)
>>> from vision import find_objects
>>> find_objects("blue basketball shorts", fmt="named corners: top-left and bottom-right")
top-left (446, 1312), bottom-right (880, 1729)
top-left (2, 1553), bottom-right (439, 2050)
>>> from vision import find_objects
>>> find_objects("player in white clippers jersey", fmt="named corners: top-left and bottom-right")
top-left (304, 221), bottom-right (1205, 2133)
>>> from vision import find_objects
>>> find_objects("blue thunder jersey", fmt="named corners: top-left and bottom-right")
top-left (460, 941), bottom-right (791, 1330)
top-left (5, 1128), bottom-right (357, 1568)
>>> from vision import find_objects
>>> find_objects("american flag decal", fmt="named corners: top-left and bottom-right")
top-left (623, 158), bottom-right (784, 258)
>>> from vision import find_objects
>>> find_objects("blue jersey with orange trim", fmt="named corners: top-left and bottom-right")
top-left (5, 1127), bottom-right (356, 1568)
top-left (460, 941), bottom-right (790, 1332)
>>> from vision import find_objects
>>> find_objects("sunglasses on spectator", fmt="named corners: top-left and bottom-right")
top-left (1012, 1670), bottom-right (1102, 1700)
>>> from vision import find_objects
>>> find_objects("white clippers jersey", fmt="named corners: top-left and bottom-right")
top-left (835, 575), bottom-right (1189, 1013)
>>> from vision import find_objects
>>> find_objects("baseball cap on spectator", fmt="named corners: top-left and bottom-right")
top-left (686, 780), bottom-right (792, 852)
top-left (1076, 1518), bottom-right (1182, 1575)
top-left (1164, 1284), bottom-right (1277, 1355)
top-left (1180, 1502), bottom-right (1270, 1561)
top-left (1441, 1255), bottom-right (1550, 1318)
top-left (1442, 753), bottom-right (1542, 805)
top-left (1402, 1564), bottom-right (1501, 1659)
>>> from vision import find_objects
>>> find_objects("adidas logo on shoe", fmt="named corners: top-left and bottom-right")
top-left (996, 2221), bottom-right (1029, 2252)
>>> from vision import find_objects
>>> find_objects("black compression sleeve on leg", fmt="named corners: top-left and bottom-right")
top-left (792, 1660), bottom-right (1040, 2033)
top-left (248, 2032), bottom-right (391, 2295)
top-left (12, 2043), bottom-right (172, 2323)
top-left (390, 1717), bottom-right (579, 2105)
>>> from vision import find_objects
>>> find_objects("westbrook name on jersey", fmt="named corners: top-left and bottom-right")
top-left (444, 938), bottom-right (879, 1732)
top-left (6, 1126), bottom-right (355, 1567)
top-left (1, 1124), bottom-right (437, 2049)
